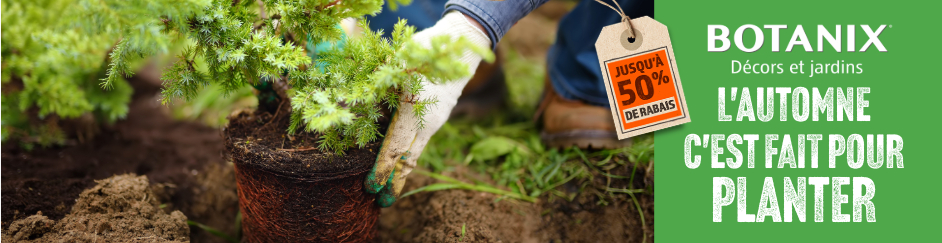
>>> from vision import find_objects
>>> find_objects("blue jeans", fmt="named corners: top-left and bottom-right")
top-left (370, 0), bottom-right (654, 107)
top-left (367, 1), bottom-right (447, 37)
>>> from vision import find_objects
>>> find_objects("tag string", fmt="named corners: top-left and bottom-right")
top-left (594, 0), bottom-right (635, 38)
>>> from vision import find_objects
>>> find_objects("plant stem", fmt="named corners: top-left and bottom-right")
top-left (628, 191), bottom-right (648, 243)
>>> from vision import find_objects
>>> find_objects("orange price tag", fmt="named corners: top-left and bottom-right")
top-left (596, 17), bottom-right (690, 139)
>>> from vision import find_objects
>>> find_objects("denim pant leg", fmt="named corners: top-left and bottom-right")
top-left (366, 0), bottom-right (448, 38)
top-left (548, 0), bottom-right (654, 107)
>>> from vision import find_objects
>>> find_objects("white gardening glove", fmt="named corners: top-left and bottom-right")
top-left (365, 11), bottom-right (492, 207)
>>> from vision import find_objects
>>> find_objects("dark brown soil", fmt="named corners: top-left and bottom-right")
top-left (158, 162), bottom-right (240, 243)
top-left (1, 178), bottom-right (94, 225)
top-left (378, 162), bottom-right (654, 243)
top-left (2, 174), bottom-right (190, 242)
top-left (541, 190), bottom-right (654, 242)
top-left (223, 107), bottom-right (382, 176)
top-left (377, 175), bottom-right (544, 242)
top-left (1, 74), bottom-right (238, 243)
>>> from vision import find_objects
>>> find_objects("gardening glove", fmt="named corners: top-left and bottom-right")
top-left (365, 11), bottom-right (492, 207)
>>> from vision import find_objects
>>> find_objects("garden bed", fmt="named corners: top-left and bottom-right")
top-left (2, 174), bottom-right (190, 242)
top-left (2, 76), bottom-right (237, 243)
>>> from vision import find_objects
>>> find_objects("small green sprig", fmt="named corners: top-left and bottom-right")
top-left (289, 19), bottom-right (493, 153)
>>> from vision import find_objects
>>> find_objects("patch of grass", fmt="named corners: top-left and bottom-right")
top-left (411, 109), bottom-right (655, 205)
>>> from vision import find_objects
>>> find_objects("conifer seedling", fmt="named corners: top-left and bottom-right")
top-left (4, 0), bottom-right (493, 153)
top-left (110, 0), bottom-right (492, 154)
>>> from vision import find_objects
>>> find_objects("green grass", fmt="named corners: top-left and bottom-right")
top-left (402, 170), bottom-right (537, 202)
top-left (412, 116), bottom-right (654, 202)
top-left (407, 121), bottom-right (654, 241)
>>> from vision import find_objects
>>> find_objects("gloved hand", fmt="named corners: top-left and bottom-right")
top-left (365, 11), bottom-right (492, 207)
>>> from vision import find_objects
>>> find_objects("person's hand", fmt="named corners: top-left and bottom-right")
top-left (365, 11), bottom-right (492, 207)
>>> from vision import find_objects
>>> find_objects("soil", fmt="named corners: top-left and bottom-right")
top-left (378, 159), bottom-right (655, 243)
top-left (2, 174), bottom-right (190, 242)
top-left (1, 178), bottom-right (94, 226)
top-left (158, 162), bottom-right (240, 243)
top-left (377, 175), bottom-right (544, 242)
top-left (223, 106), bottom-right (383, 176)
top-left (2, 74), bottom-right (239, 243)
top-left (539, 164), bottom-right (655, 243)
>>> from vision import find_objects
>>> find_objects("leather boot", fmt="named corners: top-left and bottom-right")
top-left (535, 77), bottom-right (632, 149)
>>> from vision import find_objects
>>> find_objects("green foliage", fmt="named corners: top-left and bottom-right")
top-left (468, 136), bottom-right (526, 162)
top-left (170, 83), bottom-right (256, 127)
top-left (293, 20), bottom-right (492, 153)
top-left (85, 0), bottom-right (489, 154)
top-left (386, 0), bottom-right (412, 11)
top-left (2, 0), bottom-right (487, 153)
top-left (1, 0), bottom-right (161, 146)
top-left (501, 47), bottom-right (546, 114)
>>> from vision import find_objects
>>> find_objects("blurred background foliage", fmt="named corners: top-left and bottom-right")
top-left (2, 0), bottom-right (136, 148)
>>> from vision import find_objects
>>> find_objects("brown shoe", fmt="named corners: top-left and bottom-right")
top-left (534, 77), bottom-right (632, 149)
